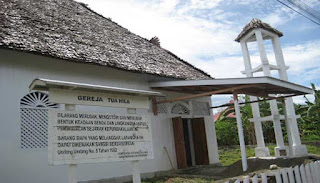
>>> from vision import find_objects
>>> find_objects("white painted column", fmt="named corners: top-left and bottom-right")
top-left (270, 91), bottom-right (288, 156)
top-left (282, 100), bottom-right (293, 156)
top-left (285, 97), bottom-right (308, 156)
top-left (233, 93), bottom-right (247, 171)
top-left (65, 104), bottom-right (77, 183)
top-left (240, 41), bottom-right (253, 77)
top-left (132, 160), bottom-right (141, 183)
top-left (272, 37), bottom-right (288, 80)
top-left (284, 100), bottom-right (302, 147)
top-left (207, 99), bottom-right (220, 164)
top-left (250, 96), bottom-right (270, 157)
top-left (256, 30), bottom-right (287, 156)
top-left (240, 41), bottom-right (269, 157)
top-left (250, 98), bottom-right (264, 148)
top-left (272, 36), bottom-right (307, 156)
top-left (255, 29), bottom-right (271, 76)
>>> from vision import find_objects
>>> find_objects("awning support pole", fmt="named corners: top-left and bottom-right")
top-left (66, 104), bottom-right (77, 183)
top-left (233, 93), bottom-right (248, 172)
top-left (152, 97), bottom-right (158, 116)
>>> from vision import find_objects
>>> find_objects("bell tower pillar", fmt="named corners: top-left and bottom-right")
top-left (235, 18), bottom-right (307, 157)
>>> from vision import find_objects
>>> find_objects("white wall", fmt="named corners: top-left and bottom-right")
top-left (0, 49), bottom-right (219, 183)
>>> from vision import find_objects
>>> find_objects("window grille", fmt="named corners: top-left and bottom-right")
top-left (148, 97), bottom-right (168, 114)
top-left (20, 92), bottom-right (58, 149)
top-left (21, 108), bottom-right (48, 148)
top-left (171, 102), bottom-right (190, 115)
top-left (192, 101), bottom-right (210, 116)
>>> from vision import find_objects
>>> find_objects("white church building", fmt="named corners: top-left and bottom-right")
top-left (0, 0), bottom-right (312, 183)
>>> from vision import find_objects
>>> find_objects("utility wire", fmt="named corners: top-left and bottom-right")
top-left (288, 0), bottom-right (320, 19)
top-left (276, 0), bottom-right (320, 26)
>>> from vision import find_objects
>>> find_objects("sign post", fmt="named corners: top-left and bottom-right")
top-left (29, 79), bottom-right (161, 183)
top-left (127, 108), bottom-right (142, 183)
top-left (69, 164), bottom-right (77, 183)
top-left (48, 108), bottom-right (153, 183)
top-left (65, 104), bottom-right (77, 183)
top-left (132, 160), bottom-right (141, 183)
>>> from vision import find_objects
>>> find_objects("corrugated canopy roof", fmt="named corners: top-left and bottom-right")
top-left (150, 77), bottom-right (312, 97)
top-left (0, 0), bottom-right (211, 80)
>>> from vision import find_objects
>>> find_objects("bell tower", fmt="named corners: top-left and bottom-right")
top-left (235, 18), bottom-right (308, 157)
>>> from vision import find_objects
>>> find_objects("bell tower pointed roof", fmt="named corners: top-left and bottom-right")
top-left (235, 18), bottom-right (283, 42)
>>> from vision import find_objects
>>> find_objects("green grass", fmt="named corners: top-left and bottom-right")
top-left (306, 144), bottom-right (320, 154)
top-left (219, 144), bottom-right (320, 166)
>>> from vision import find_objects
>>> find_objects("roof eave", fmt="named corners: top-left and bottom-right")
top-left (30, 78), bottom-right (165, 96)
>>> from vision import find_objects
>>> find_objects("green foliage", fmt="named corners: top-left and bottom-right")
top-left (296, 83), bottom-right (320, 141)
top-left (215, 120), bottom-right (239, 145)
top-left (218, 144), bottom-right (319, 166)
top-left (306, 144), bottom-right (320, 154)
top-left (215, 95), bottom-right (276, 145)
top-left (215, 83), bottom-right (320, 146)
top-left (302, 135), bottom-right (320, 141)
top-left (218, 146), bottom-right (255, 166)
top-left (262, 121), bottom-right (276, 144)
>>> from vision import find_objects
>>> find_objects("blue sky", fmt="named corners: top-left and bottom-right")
top-left (77, 0), bottom-right (320, 108)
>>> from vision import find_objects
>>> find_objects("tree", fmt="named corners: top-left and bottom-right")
top-left (215, 96), bottom-right (257, 145)
top-left (296, 83), bottom-right (320, 141)
top-left (215, 84), bottom-right (320, 146)
top-left (215, 95), bottom-right (284, 145)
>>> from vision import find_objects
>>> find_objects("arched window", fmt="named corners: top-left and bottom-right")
top-left (20, 92), bottom-right (58, 108)
top-left (171, 102), bottom-right (190, 115)
top-left (170, 100), bottom-right (210, 117)
top-left (20, 92), bottom-right (58, 149)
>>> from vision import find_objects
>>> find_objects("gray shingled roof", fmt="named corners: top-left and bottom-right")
top-left (0, 0), bottom-right (211, 80)
top-left (235, 18), bottom-right (283, 42)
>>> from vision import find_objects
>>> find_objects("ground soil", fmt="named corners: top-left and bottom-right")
top-left (172, 155), bottom-right (320, 180)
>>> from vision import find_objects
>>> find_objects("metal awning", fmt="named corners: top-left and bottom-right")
top-left (150, 76), bottom-right (312, 99)
top-left (151, 76), bottom-right (312, 172)
top-left (30, 78), bottom-right (164, 96)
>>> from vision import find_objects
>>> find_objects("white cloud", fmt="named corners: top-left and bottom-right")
top-left (282, 41), bottom-right (320, 84)
top-left (262, 7), bottom-right (296, 27)
top-left (195, 56), bottom-right (245, 78)
top-left (190, 0), bottom-right (222, 9)
top-left (76, 0), bottom-right (241, 61)
top-left (76, 0), bottom-right (320, 91)
top-left (74, 0), bottom-right (320, 110)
